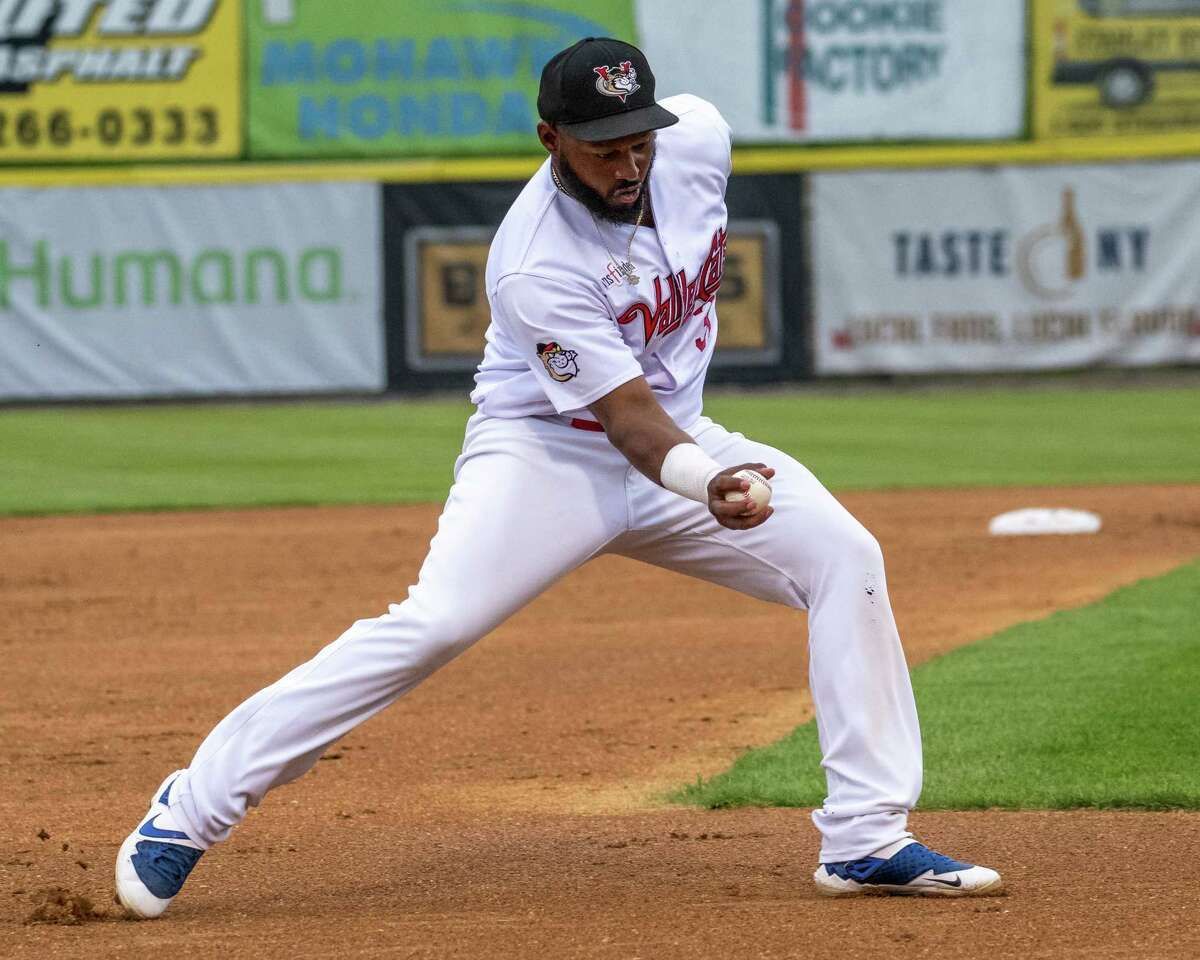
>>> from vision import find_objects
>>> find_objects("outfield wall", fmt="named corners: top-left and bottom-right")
top-left (1, 1), bottom-right (1199, 400)
top-left (4, 158), bottom-right (1197, 402)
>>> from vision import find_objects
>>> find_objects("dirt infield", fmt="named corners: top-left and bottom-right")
top-left (3, 484), bottom-right (1199, 959)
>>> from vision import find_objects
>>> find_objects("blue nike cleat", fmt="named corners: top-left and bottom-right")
top-left (814, 839), bottom-right (1002, 897)
top-left (115, 770), bottom-right (205, 919)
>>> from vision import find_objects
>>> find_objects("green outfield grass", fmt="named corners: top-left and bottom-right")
top-left (0, 385), bottom-right (1197, 515)
top-left (672, 560), bottom-right (1200, 811)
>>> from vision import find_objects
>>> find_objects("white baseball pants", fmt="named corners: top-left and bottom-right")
top-left (170, 412), bottom-right (922, 863)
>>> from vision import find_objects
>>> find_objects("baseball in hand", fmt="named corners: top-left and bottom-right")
top-left (724, 469), bottom-right (772, 511)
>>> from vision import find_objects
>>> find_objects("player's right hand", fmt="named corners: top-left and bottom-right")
top-left (707, 463), bottom-right (775, 531)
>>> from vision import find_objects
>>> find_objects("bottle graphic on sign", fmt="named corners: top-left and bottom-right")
top-left (1060, 187), bottom-right (1086, 282)
top-left (1017, 187), bottom-right (1087, 301)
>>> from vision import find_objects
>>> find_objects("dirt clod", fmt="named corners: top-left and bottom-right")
top-left (23, 887), bottom-right (107, 925)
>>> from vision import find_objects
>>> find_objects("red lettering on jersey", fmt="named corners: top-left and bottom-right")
top-left (616, 227), bottom-right (727, 345)
top-left (695, 310), bottom-right (712, 351)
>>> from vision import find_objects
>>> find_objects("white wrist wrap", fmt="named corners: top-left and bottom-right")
top-left (660, 443), bottom-right (723, 504)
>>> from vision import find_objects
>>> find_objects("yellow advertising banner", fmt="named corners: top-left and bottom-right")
top-left (416, 234), bottom-right (491, 361)
top-left (0, 0), bottom-right (241, 163)
top-left (717, 233), bottom-right (770, 352)
top-left (1033, 0), bottom-right (1200, 143)
top-left (407, 226), bottom-right (775, 371)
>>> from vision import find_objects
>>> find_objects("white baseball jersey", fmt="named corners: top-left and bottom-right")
top-left (471, 94), bottom-right (732, 428)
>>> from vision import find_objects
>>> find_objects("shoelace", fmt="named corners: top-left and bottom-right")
top-left (837, 856), bottom-right (886, 882)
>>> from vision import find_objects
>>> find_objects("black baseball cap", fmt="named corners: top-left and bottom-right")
top-left (537, 37), bottom-right (678, 142)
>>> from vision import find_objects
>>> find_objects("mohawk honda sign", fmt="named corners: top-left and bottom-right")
top-left (638, 0), bottom-right (1025, 142)
top-left (245, 0), bottom-right (636, 158)
top-left (0, 0), bottom-right (241, 162)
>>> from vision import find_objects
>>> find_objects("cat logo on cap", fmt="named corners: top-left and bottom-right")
top-left (536, 341), bottom-right (580, 382)
top-left (593, 62), bottom-right (640, 103)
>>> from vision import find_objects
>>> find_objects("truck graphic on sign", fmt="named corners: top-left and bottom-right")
top-left (1051, 0), bottom-right (1200, 107)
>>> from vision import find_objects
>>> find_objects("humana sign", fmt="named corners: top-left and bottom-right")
top-left (0, 241), bottom-right (344, 309)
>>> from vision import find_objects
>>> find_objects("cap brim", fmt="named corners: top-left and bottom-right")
top-left (559, 102), bottom-right (679, 142)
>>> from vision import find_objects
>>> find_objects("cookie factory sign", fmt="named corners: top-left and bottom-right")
top-left (812, 161), bottom-right (1200, 374)
top-left (638, 0), bottom-right (1025, 141)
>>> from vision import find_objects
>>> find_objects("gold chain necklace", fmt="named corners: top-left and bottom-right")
top-left (551, 163), bottom-right (647, 285)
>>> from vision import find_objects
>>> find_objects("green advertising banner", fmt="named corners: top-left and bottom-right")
top-left (247, 0), bottom-right (637, 159)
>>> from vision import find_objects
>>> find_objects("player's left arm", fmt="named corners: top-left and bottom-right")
top-left (589, 377), bottom-right (773, 530)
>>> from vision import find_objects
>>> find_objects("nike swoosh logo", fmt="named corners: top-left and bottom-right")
top-left (139, 814), bottom-right (191, 841)
top-left (926, 875), bottom-right (963, 887)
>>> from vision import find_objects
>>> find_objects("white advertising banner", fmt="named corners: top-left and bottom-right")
top-left (638, 0), bottom-right (1024, 142)
top-left (812, 161), bottom-right (1200, 375)
top-left (0, 182), bottom-right (383, 399)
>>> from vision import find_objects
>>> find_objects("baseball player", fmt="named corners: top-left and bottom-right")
top-left (115, 38), bottom-right (1001, 918)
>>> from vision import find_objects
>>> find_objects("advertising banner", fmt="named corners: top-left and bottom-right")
top-left (1032, 0), bottom-right (1200, 142)
top-left (638, 0), bottom-right (1025, 142)
top-left (400, 220), bottom-right (780, 373)
top-left (0, 0), bottom-right (242, 163)
top-left (382, 174), bottom-right (805, 391)
top-left (0, 182), bottom-right (383, 399)
top-left (812, 162), bottom-right (1200, 375)
top-left (247, 0), bottom-right (636, 159)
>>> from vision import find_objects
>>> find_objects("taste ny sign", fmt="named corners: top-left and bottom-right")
top-left (812, 162), bottom-right (1200, 374)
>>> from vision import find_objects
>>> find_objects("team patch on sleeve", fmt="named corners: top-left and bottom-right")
top-left (536, 342), bottom-right (580, 382)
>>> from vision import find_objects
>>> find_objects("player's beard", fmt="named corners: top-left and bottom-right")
top-left (554, 148), bottom-right (655, 225)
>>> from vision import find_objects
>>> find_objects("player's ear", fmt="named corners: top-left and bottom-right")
top-left (537, 122), bottom-right (558, 154)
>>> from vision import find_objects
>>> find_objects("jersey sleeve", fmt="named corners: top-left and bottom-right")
top-left (491, 272), bottom-right (645, 414)
top-left (658, 94), bottom-right (733, 178)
